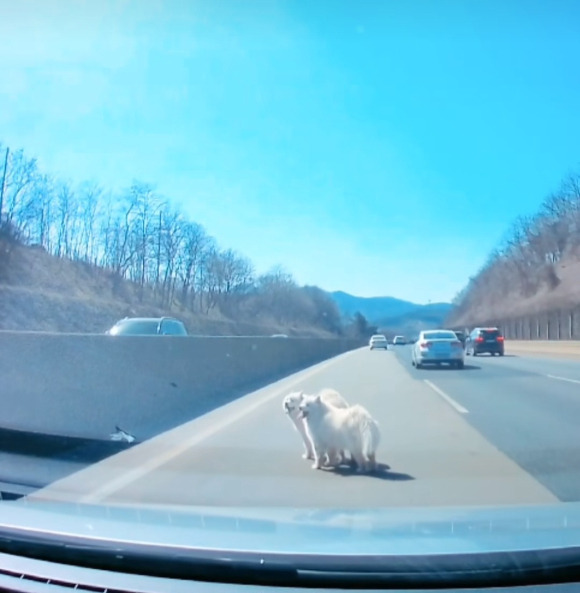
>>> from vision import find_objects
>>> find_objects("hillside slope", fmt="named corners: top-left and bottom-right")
top-left (448, 257), bottom-right (580, 326)
top-left (448, 171), bottom-right (580, 327)
top-left (0, 244), bottom-right (330, 336)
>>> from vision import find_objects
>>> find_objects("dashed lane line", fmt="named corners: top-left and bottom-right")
top-left (424, 380), bottom-right (469, 415)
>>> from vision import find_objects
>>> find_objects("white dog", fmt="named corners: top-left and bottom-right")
top-left (298, 394), bottom-right (380, 473)
top-left (282, 388), bottom-right (349, 462)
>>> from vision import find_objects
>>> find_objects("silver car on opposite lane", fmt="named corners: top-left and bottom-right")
top-left (411, 329), bottom-right (465, 369)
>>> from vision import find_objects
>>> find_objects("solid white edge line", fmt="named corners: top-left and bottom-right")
top-left (547, 374), bottom-right (580, 385)
top-left (423, 380), bottom-right (469, 414)
top-left (80, 351), bottom-right (354, 503)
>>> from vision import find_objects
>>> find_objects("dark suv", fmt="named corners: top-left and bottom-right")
top-left (465, 327), bottom-right (505, 356)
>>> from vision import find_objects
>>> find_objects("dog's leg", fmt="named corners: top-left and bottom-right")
top-left (339, 450), bottom-right (351, 465)
top-left (303, 428), bottom-right (315, 460)
top-left (325, 447), bottom-right (341, 467)
top-left (352, 452), bottom-right (367, 473)
top-left (304, 431), bottom-right (315, 460)
top-left (297, 419), bottom-right (315, 460)
top-left (311, 444), bottom-right (325, 470)
top-left (332, 449), bottom-right (343, 466)
top-left (312, 454), bottom-right (323, 470)
top-left (367, 452), bottom-right (377, 472)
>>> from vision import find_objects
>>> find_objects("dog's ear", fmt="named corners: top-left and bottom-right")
top-left (315, 394), bottom-right (321, 403)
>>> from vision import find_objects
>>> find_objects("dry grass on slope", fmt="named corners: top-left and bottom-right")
top-left (450, 258), bottom-right (580, 326)
top-left (0, 245), bottom-right (334, 337)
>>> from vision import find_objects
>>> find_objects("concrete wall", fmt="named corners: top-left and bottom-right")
top-left (0, 333), bottom-right (361, 441)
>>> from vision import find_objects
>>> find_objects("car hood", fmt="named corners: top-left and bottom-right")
top-left (4, 501), bottom-right (580, 557)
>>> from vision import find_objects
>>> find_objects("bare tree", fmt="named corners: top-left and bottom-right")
top-left (27, 174), bottom-right (55, 249)
top-left (2, 148), bottom-right (38, 226)
top-left (302, 285), bottom-right (342, 333)
top-left (176, 222), bottom-right (212, 311)
top-left (122, 182), bottom-right (161, 296)
top-left (77, 182), bottom-right (103, 264)
top-left (207, 249), bottom-right (254, 314)
top-left (54, 182), bottom-right (76, 257)
top-left (155, 205), bottom-right (186, 305)
top-left (110, 197), bottom-right (137, 277)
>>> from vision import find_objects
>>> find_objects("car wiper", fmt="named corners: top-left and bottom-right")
top-left (2, 525), bottom-right (580, 588)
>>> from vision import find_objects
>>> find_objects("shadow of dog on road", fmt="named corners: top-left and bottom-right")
top-left (323, 461), bottom-right (415, 481)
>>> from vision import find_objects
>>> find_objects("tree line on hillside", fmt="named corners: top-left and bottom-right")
top-left (0, 142), bottom-right (376, 337)
top-left (450, 170), bottom-right (580, 323)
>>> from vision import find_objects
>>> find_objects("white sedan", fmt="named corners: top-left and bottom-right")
top-left (369, 334), bottom-right (389, 350)
top-left (411, 330), bottom-right (465, 369)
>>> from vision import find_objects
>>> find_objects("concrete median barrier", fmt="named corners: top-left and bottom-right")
top-left (0, 332), bottom-right (361, 441)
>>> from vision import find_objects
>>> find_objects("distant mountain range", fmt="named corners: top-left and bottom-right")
top-left (329, 291), bottom-right (453, 334)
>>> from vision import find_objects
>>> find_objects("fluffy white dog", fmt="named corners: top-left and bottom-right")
top-left (282, 388), bottom-right (349, 462)
top-left (298, 394), bottom-right (380, 473)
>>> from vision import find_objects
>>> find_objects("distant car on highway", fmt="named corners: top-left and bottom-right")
top-left (411, 329), bottom-right (465, 369)
top-left (392, 336), bottom-right (406, 345)
top-left (465, 327), bottom-right (505, 356)
top-left (369, 334), bottom-right (389, 350)
top-left (107, 317), bottom-right (188, 336)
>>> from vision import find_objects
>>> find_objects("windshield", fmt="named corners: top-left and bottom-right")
top-left (160, 319), bottom-right (188, 335)
top-left (481, 329), bottom-right (501, 338)
top-left (2, 0), bottom-right (580, 589)
top-left (422, 331), bottom-right (458, 340)
top-left (110, 320), bottom-right (161, 335)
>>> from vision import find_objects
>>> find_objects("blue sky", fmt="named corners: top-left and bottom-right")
top-left (1, 0), bottom-right (580, 303)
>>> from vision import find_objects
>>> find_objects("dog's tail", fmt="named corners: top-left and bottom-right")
top-left (354, 406), bottom-right (380, 458)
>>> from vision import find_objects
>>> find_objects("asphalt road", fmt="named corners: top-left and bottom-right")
top-left (32, 345), bottom-right (576, 508)
top-left (391, 344), bottom-right (580, 502)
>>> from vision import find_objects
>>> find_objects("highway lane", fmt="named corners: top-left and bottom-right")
top-left (392, 344), bottom-right (580, 501)
top-left (31, 348), bottom-right (556, 508)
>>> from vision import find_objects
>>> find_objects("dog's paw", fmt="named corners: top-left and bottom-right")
top-left (303, 452), bottom-right (314, 460)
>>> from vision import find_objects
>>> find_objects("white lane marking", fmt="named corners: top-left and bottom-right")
top-left (547, 374), bottom-right (580, 385)
top-left (423, 380), bottom-right (469, 414)
top-left (80, 352), bottom-right (354, 503)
